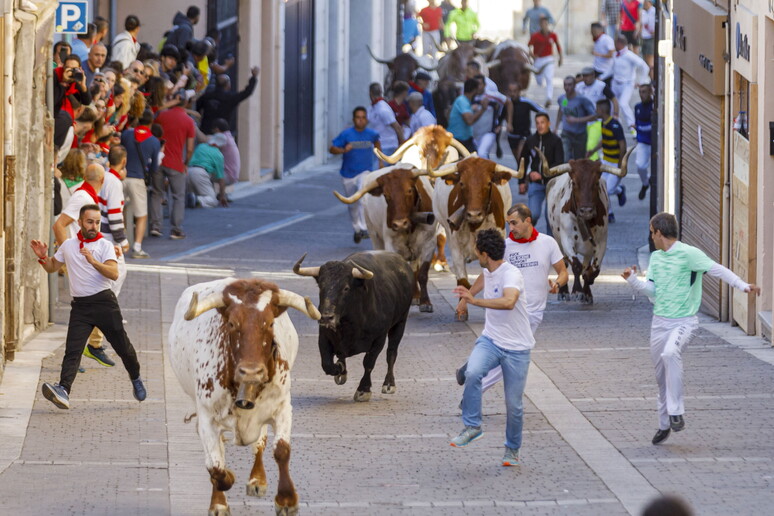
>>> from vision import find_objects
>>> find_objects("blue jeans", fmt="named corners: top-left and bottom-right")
top-left (527, 182), bottom-right (546, 226)
top-left (462, 335), bottom-right (531, 450)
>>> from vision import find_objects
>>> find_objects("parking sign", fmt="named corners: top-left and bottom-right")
top-left (56, 1), bottom-right (89, 34)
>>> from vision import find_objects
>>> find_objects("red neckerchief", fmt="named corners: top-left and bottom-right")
top-left (509, 228), bottom-right (539, 243)
top-left (109, 168), bottom-right (122, 181)
top-left (131, 35), bottom-right (137, 44)
top-left (55, 67), bottom-right (79, 118)
top-left (371, 97), bottom-right (385, 106)
top-left (75, 181), bottom-right (100, 204)
top-left (134, 125), bottom-right (152, 142)
top-left (593, 33), bottom-right (601, 42)
top-left (77, 230), bottom-right (103, 249)
top-left (616, 49), bottom-right (625, 57)
top-left (99, 142), bottom-right (111, 153)
top-left (409, 81), bottom-right (424, 93)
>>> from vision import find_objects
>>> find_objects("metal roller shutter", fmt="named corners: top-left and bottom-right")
top-left (679, 73), bottom-right (724, 317)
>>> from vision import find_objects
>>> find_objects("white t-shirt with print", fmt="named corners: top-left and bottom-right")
top-left (504, 233), bottom-right (564, 315)
top-left (367, 100), bottom-right (399, 150)
top-left (54, 237), bottom-right (117, 297)
top-left (481, 262), bottom-right (535, 351)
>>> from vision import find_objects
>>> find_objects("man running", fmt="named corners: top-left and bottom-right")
top-left (623, 213), bottom-right (761, 444)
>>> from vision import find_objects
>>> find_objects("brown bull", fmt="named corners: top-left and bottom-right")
top-left (375, 125), bottom-right (470, 171)
top-left (433, 41), bottom-right (493, 126)
top-left (488, 43), bottom-right (535, 93)
top-left (367, 45), bottom-right (437, 93)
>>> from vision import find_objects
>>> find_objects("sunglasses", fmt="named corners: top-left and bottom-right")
top-left (132, 68), bottom-right (145, 75)
top-left (94, 78), bottom-right (106, 83)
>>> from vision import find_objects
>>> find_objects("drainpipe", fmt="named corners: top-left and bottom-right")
top-left (46, 15), bottom-right (57, 323)
top-left (720, 1), bottom-right (731, 323)
top-left (4, 0), bottom-right (14, 158)
top-left (109, 0), bottom-right (117, 44)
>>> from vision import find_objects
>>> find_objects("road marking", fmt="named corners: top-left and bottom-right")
top-left (241, 498), bottom-right (619, 508)
top-left (571, 393), bottom-right (774, 403)
top-left (160, 213), bottom-right (313, 262)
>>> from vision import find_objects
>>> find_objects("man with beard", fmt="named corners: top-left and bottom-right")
top-left (31, 204), bottom-right (146, 410)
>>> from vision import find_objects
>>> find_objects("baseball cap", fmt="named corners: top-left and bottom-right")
top-left (407, 91), bottom-right (424, 102)
top-left (415, 71), bottom-right (432, 81)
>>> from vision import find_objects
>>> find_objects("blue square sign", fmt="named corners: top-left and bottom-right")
top-left (56, 1), bottom-right (89, 34)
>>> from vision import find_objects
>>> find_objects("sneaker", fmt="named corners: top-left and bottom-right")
top-left (131, 249), bottom-right (150, 259)
top-left (83, 344), bottom-right (115, 367)
top-left (608, 212), bottom-right (616, 223)
top-left (502, 446), bottom-right (520, 466)
top-left (455, 363), bottom-right (467, 386)
top-left (652, 428), bottom-right (671, 445)
top-left (617, 185), bottom-right (627, 207)
top-left (42, 382), bottom-right (70, 409)
top-left (186, 192), bottom-right (197, 209)
top-left (149, 229), bottom-right (162, 238)
top-left (353, 231), bottom-right (363, 244)
top-left (450, 426), bottom-right (483, 447)
top-left (170, 229), bottom-right (186, 240)
top-left (131, 376), bottom-right (147, 402)
top-left (638, 185), bottom-right (649, 200)
top-left (669, 415), bottom-right (685, 432)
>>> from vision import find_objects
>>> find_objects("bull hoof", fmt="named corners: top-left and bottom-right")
top-left (246, 480), bottom-right (268, 497)
top-left (411, 297), bottom-right (420, 306)
top-left (209, 504), bottom-right (231, 516)
top-left (419, 303), bottom-right (434, 313)
top-left (353, 390), bottom-right (372, 402)
top-left (275, 503), bottom-right (299, 516)
top-left (381, 384), bottom-right (396, 394)
top-left (334, 373), bottom-right (347, 385)
top-left (455, 310), bottom-right (468, 322)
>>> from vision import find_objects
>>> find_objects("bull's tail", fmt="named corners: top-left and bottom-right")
top-left (183, 412), bottom-right (197, 424)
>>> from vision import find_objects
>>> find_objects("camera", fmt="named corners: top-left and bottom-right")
top-left (71, 69), bottom-right (84, 81)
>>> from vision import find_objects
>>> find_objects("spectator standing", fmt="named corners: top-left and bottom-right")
top-left (601, 0), bottom-right (621, 39)
top-left (186, 134), bottom-right (228, 209)
top-left (408, 71), bottom-right (436, 117)
top-left (151, 94), bottom-right (195, 240)
top-left (641, 0), bottom-right (656, 76)
top-left (197, 66), bottom-right (260, 134)
top-left (505, 82), bottom-right (546, 165)
top-left (367, 82), bottom-right (405, 162)
top-left (53, 41), bottom-right (72, 68)
top-left (120, 110), bottom-right (159, 258)
top-left (611, 35), bottom-right (649, 132)
top-left (387, 81), bottom-right (411, 129)
top-left (71, 23), bottom-right (96, 62)
top-left (84, 43), bottom-right (107, 86)
top-left (555, 76), bottom-right (596, 160)
top-left (620, 0), bottom-right (641, 53)
top-left (528, 16), bottom-right (563, 107)
top-left (31, 204), bottom-right (146, 410)
top-left (447, 78), bottom-right (489, 153)
top-left (523, 0), bottom-right (555, 35)
top-left (419, 0), bottom-right (444, 58)
top-left (112, 15), bottom-right (141, 70)
top-left (450, 229), bottom-right (534, 468)
top-left (591, 22), bottom-right (616, 85)
top-left (518, 112), bottom-right (563, 226)
top-left (53, 55), bottom-right (92, 118)
top-left (444, 0), bottom-right (479, 43)
top-left (166, 7), bottom-right (200, 52)
top-left (587, 99), bottom-right (627, 223)
top-left (329, 107), bottom-right (381, 244)
top-left (634, 83), bottom-right (654, 200)
top-left (408, 91), bottom-right (436, 135)
top-left (93, 16), bottom-right (109, 45)
top-left (211, 119), bottom-right (241, 186)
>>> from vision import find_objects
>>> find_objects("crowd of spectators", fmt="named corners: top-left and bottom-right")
top-left (52, 7), bottom-right (259, 258)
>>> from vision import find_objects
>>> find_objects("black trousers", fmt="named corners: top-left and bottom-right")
top-left (460, 138), bottom-right (477, 153)
top-left (60, 289), bottom-right (141, 392)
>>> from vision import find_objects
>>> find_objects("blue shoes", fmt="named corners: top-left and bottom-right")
top-left (42, 382), bottom-right (70, 410)
top-left (131, 376), bottom-right (147, 402)
top-left (450, 426), bottom-right (483, 447)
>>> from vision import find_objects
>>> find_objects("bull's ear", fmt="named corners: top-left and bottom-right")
top-left (369, 176), bottom-right (385, 197)
top-left (272, 304), bottom-right (288, 317)
top-left (444, 172), bottom-right (460, 185)
top-left (493, 172), bottom-right (511, 185)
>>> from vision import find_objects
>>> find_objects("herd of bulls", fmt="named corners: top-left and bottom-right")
top-left (167, 125), bottom-right (633, 515)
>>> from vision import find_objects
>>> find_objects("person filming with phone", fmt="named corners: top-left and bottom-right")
top-left (54, 54), bottom-right (92, 119)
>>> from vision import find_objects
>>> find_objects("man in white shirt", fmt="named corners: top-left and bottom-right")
top-left (449, 229), bottom-right (534, 467)
top-left (641, 0), bottom-right (656, 76)
top-left (456, 204), bottom-right (567, 392)
top-left (590, 22), bottom-right (615, 84)
top-left (367, 82), bottom-right (405, 165)
top-left (611, 35), bottom-right (650, 131)
top-left (31, 204), bottom-right (146, 410)
top-left (408, 92), bottom-right (436, 135)
top-left (576, 67), bottom-right (619, 160)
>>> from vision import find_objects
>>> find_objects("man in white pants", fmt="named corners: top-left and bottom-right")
top-left (455, 204), bottom-right (568, 392)
top-left (611, 35), bottom-right (649, 133)
top-left (623, 213), bottom-right (761, 445)
top-left (528, 16), bottom-right (563, 107)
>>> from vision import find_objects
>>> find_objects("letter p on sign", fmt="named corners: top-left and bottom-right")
top-left (55, 1), bottom-right (88, 34)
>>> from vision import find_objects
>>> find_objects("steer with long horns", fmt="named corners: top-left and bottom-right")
top-left (367, 45), bottom-right (438, 93)
top-left (168, 278), bottom-right (320, 516)
top-left (430, 155), bottom-right (525, 320)
top-left (542, 147), bottom-right (635, 304)
top-left (293, 251), bottom-right (414, 402)
top-left (334, 165), bottom-right (437, 312)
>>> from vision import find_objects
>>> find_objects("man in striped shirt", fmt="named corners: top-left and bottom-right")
top-left (588, 99), bottom-right (627, 223)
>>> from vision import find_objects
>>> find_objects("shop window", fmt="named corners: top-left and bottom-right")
top-left (734, 73), bottom-right (750, 140)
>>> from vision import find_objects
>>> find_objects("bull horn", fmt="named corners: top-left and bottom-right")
top-left (351, 264), bottom-right (374, 280)
top-left (429, 161), bottom-right (459, 178)
top-left (494, 163), bottom-right (524, 180)
top-left (184, 291), bottom-right (225, 321)
top-left (544, 163), bottom-right (572, 179)
top-left (366, 44), bottom-right (391, 65)
top-left (276, 289), bottom-right (321, 320)
top-left (474, 42), bottom-right (496, 56)
top-left (524, 63), bottom-right (538, 73)
top-left (411, 167), bottom-right (428, 178)
top-left (600, 145), bottom-right (637, 178)
top-left (333, 177), bottom-right (380, 204)
top-left (374, 135), bottom-right (418, 164)
top-left (292, 253), bottom-right (320, 277)
top-left (449, 138), bottom-right (471, 158)
top-left (534, 147), bottom-right (551, 177)
top-left (485, 59), bottom-right (501, 69)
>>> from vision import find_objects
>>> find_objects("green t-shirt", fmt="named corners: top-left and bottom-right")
top-left (646, 241), bottom-right (715, 318)
top-left (188, 144), bottom-right (224, 180)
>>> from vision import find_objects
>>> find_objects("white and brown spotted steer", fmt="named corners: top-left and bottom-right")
top-left (169, 278), bottom-right (320, 516)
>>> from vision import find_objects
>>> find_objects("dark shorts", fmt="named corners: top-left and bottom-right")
top-left (622, 30), bottom-right (639, 47)
top-left (641, 37), bottom-right (655, 57)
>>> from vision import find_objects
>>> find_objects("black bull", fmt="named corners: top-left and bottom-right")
top-left (293, 251), bottom-right (414, 402)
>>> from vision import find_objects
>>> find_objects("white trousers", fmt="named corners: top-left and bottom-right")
top-left (601, 158), bottom-right (623, 204)
top-left (473, 132), bottom-right (496, 160)
top-left (612, 80), bottom-right (635, 129)
top-left (533, 56), bottom-right (555, 104)
top-left (187, 166), bottom-right (219, 208)
top-left (421, 30), bottom-right (441, 59)
top-left (342, 174), bottom-right (368, 232)
top-left (650, 315), bottom-right (698, 430)
top-left (636, 143), bottom-right (651, 187)
top-left (481, 311), bottom-right (542, 393)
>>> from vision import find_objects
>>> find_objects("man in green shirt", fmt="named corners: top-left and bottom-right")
top-left (186, 133), bottom-right (228, 208)
top-left (443, 0), bottom-right (479, 43)
top-left (623, 213), bottom-right (761, 445)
